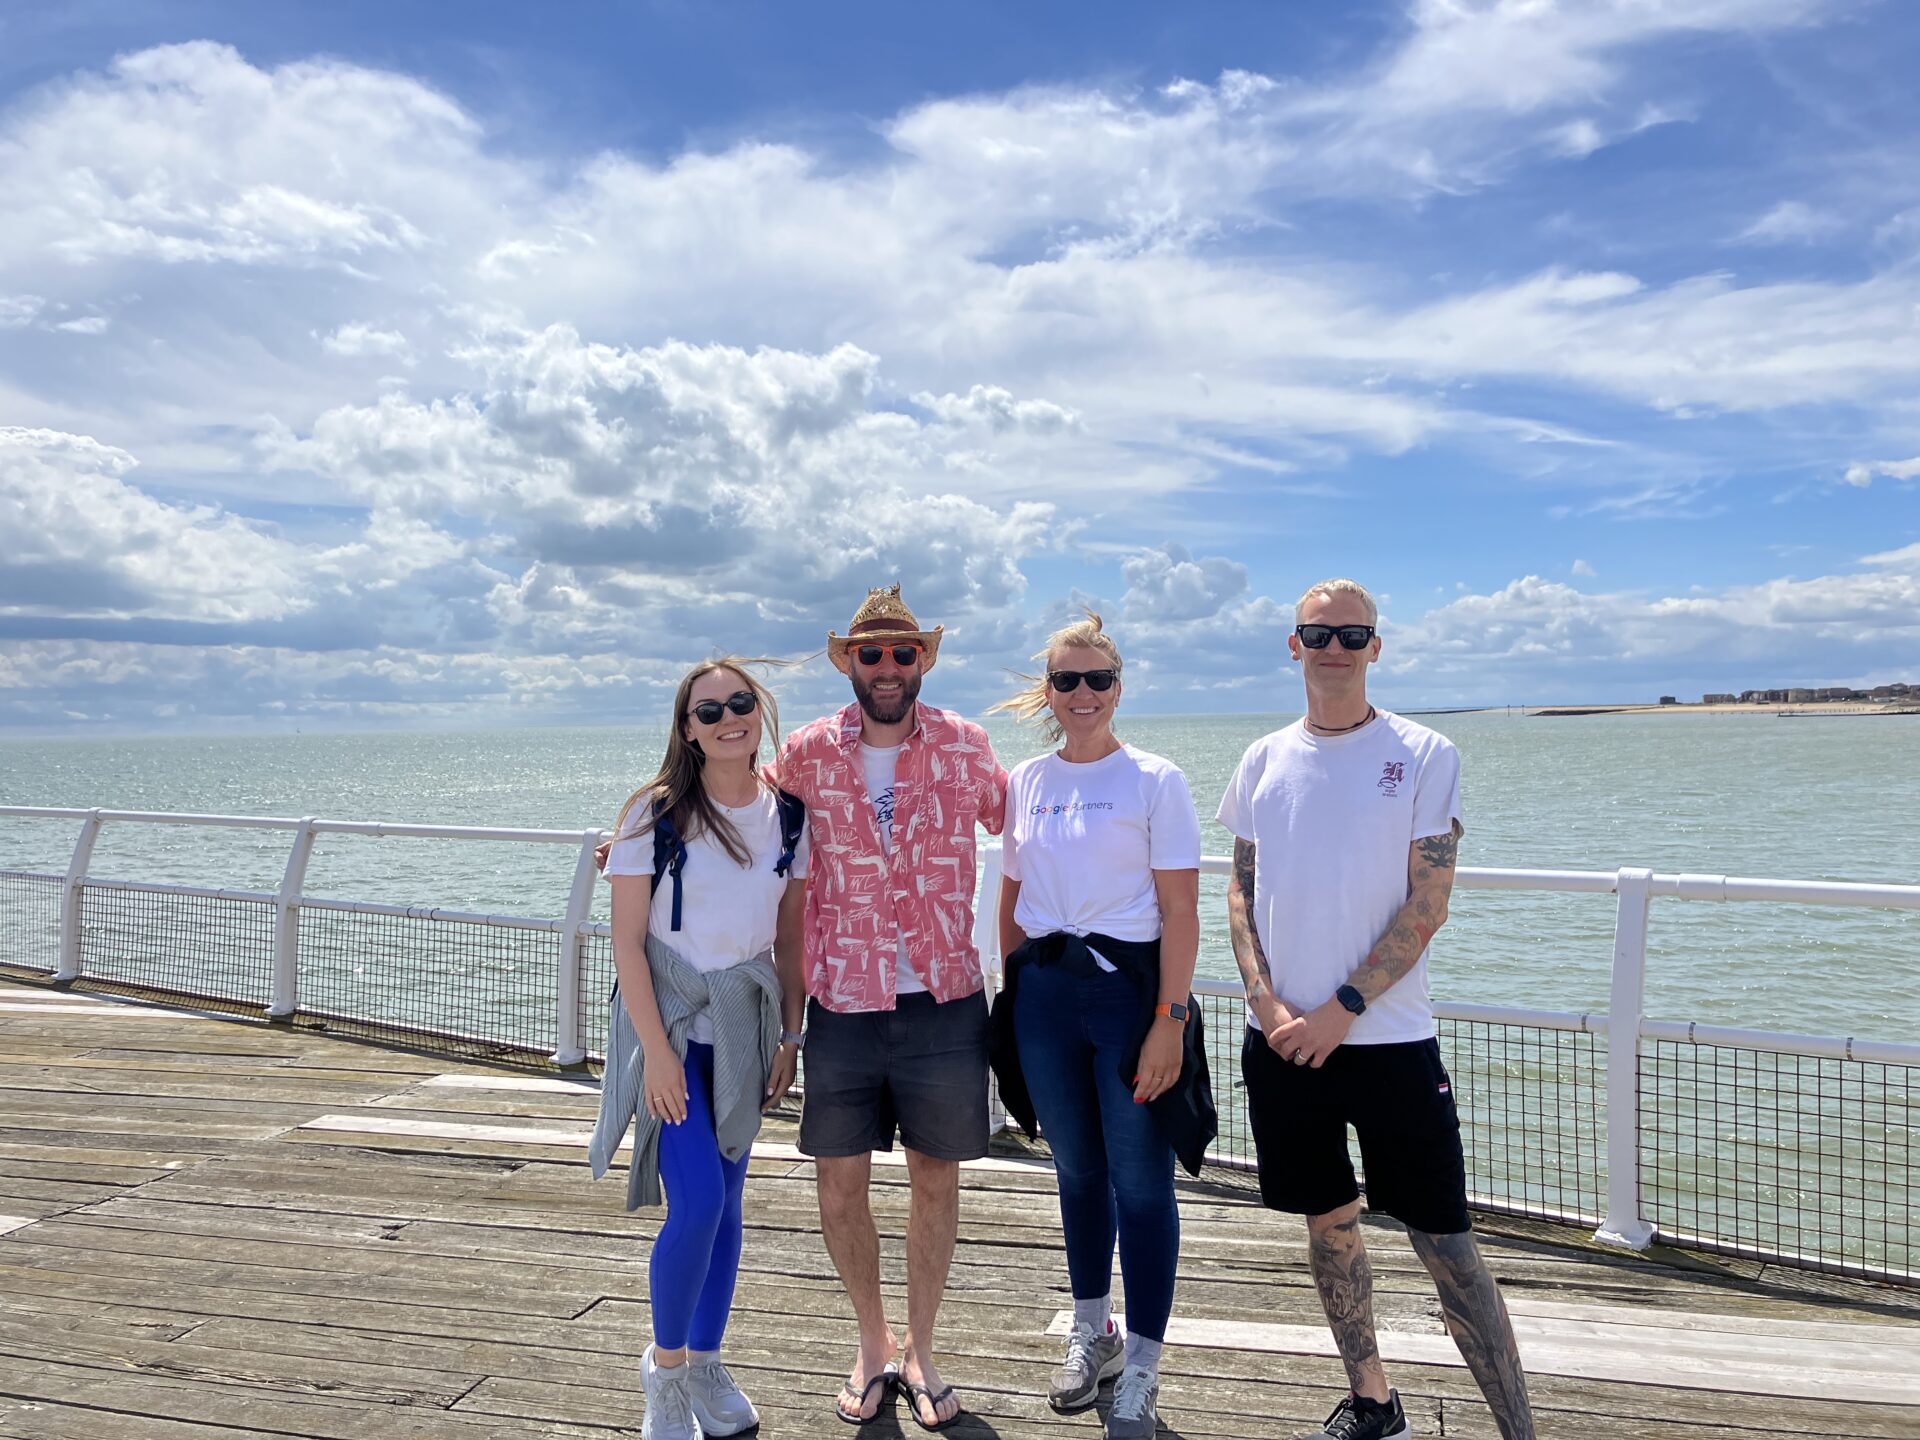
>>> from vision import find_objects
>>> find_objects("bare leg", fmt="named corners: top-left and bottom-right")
top-left (1407, 1228), bottom-right (1535, 1440)
top-left (817, 1153), bottom-right (897, 1419)
top-left (1305, 1201), bottom-right (1389, 1403)
top-left (897, 1147), bottom-right (962, 1427)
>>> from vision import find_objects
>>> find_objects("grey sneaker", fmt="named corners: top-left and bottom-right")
top-left (1294, 1389), bottom-right (1410, 1439)
top-left (1104, 1363), bottom-right (1159, 1440)
top-left (688, 1353), bottom-right (757, 1435)
top-left (1048, 1320), bottom-right (1125, 1412)
top-left (640, 1345), bottom-right (701, 1440)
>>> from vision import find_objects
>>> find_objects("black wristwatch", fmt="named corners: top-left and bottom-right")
top-left (1335, 984), bottom-right (1367, 1016)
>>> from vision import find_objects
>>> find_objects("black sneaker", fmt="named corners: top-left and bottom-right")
top-left (1292, 1389), bottom-right (1410, 1440)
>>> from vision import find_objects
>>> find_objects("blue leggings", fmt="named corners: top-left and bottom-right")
top-left (651, 1041), bottom-right (751, 1351)
top-left (1012, 961), bottom-right (1180, 1342)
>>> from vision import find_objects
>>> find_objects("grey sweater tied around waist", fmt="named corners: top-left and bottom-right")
top-left (587, 931), bottom-right (783, 1210)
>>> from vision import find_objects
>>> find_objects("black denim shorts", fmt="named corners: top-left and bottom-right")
top-left (1241, 1027), bottom-right (1471, 1235)
top-left (799, 990), bottom-right (990, 1161)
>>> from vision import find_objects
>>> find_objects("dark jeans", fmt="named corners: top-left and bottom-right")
top-left (1012, 959), bottom-right (1179, 1341)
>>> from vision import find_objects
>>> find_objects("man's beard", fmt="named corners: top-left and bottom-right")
top-left (852, 668), bottom-right (922, 725)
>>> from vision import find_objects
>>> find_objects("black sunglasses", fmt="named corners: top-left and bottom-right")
top-left (689, 690), bottom-right (759, 726)
top-left (855, 643), bottom-right (923, 667)
top-left (1295, 624), bottom-right (1376, 651)
top-left (1048, 668), bottom-right (1118, 693)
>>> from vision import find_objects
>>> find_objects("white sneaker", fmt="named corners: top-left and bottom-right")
top-left (641, 1345), bottom-right (703, 1440)
top-left (1105, 1363), bottom-right (1159, 1440)
top-left (688, 1352), bottom-right (758, 1436)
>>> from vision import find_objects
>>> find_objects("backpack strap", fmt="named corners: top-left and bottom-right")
top-left (648, 796), bottom-right (687, 932)
top-left (773, 788), bottom-right (806, 878)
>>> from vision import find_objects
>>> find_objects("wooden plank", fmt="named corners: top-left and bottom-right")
top-left (417, 1073), bottom-right (602, 1094)
top-left (1041, 1310), bottom-right (1920, 1404)
top-left (0, 1216), bottom-right (34, 1236)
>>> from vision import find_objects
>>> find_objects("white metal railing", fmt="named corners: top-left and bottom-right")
top-left (2, 803), bottom-right (1916, 1282)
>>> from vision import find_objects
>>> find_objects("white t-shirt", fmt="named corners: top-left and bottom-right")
top-left (1215, 711), bottom-right (1462, 1045)
top-left (1003, 745), bottom-right (1202, 971)
top-left (859, 742), bottom-right (925, 995)
top-left (605, 785), bottom-right (809, 1043)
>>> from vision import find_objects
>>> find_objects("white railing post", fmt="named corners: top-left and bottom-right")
top-left (974, 842), bottom-right (1008, 1132)
top-left (269, 818), bottom-right (318, 1019)
top-left (552, 829), bottom-right (602, 1067)
top-left (1595, 866), bottom-right (1655, 1251)
top-left (55, 809), bottom-right (105, 983)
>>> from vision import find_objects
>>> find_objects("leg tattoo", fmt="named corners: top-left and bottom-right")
top-left (1408, 1229), bottom-right (1535, 1440)
top-left (1306, 1209), bottom-right (1385, 1398)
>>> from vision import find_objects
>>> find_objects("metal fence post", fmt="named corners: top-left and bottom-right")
top-left (974, 843), bottom-right (1008, 1132)
top-left (552, 829), bottom-right (602, 1067)
top-left (269, 818), bottom-right (318, 1020)
top-left (55, 809), bottom-right (105, 983)
top-left (1595, 866), bottom-right (1655, 1250)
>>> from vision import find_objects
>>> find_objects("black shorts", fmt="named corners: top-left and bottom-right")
top-left (799, 990), bottom-right (990, 1161)
top-left (1240, 1027), bottom-right (1470, 1235)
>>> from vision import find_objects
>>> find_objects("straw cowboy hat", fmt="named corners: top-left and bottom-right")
top-left (827, 584), bottom-right (944, 674)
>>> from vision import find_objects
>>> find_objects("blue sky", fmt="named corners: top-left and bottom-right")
top-left (2, 0), bottom-right (1918, 732)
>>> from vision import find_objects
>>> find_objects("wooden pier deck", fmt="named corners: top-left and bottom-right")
top-left (1, 976), bottom-right (1917, 1440)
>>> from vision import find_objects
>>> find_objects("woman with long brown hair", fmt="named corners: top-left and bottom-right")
top-left (587, 658), bottom-right (807, 1440)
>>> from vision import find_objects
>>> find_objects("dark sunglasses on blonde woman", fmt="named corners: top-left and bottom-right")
top-left (1047, 669), bottom-right (1118, 693)
top-left (689, 691), bottom-right (758, 725)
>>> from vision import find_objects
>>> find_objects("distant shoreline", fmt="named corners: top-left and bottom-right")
top-left (1448, 701), bottom-right (1920, 719)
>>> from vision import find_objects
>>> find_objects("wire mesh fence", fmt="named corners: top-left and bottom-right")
top-left (296, 901), bottom-right (561, 1057)
top-left (579, 926), bottom-right (617, 1063)
top-left (0, 871), bottom-right (63, 976)
top-left (1443, 1016), bottom-right (1606, 1225)
top-left (76, 882), bottom-right (275, 1012)
top-left (1640, 1038), bottom-right (1916, 1281)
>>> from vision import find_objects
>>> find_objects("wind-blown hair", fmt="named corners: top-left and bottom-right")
top-left (613, 658), bottom-right (784, 867)
top-left (1295, 577), bottom-right (1378, 624)
top-left (990, 609), bottom-right (1123, 745)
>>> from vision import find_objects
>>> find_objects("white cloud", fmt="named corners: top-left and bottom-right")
top-left (1738, 200), bottom-right (1845, 245)
top-left (52, 315), bottom-right (109, 335)
top-left (0, 427), bottom-right (304, 623)
top-left (0, 296), bottom-right (44, 329)
top-left (1842, 457), bottom-right (1920, 488)
top-left (0, 43), bottom-right (488, 273)
top-left (1388, 543), bottom-right (1920, 700)
top-left (1572, 558), bottom-right (1597, 576)
top-left (1120, 543), bottom-right (1250, 623)
top-left (262, 324), bottom-right (1060, 647)
top-left (914, 385), bottom-right (1079, 435)
top-left (320, 322), bottom-right (414, 362)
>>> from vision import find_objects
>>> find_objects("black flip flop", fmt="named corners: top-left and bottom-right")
top-left (902, 1379), bottom-right (963, 1432)
top-left (835, 1362), bottom-right (897, 1425)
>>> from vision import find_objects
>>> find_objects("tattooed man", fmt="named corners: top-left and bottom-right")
top-left (1216, 578), bottom-right (1535, 1440)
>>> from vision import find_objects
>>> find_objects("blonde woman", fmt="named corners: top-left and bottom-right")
top-left (987, 613), bottom-right (1214, 1440)
top-left (587, 659), bottom-right (808, 1440)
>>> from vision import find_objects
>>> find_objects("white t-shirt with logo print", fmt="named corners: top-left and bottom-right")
top-left (860, 741), bottom-right (925, 995)
top-left (1215, 711), bottom-right (1462, 1045)
top-left (1002, 744), bottom-right (1203, 971)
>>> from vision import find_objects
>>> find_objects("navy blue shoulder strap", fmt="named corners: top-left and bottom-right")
top-left (773, 788), bottom-right (805, 878)
top-left (648, 795), bottom-right (687, 932)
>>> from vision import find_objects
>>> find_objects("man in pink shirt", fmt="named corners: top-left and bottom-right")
top-left (776, 584), bottom-right (1008, 1431)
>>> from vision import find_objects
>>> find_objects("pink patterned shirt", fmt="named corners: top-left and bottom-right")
top-left (775, 702), bottom-right (1008, 1013)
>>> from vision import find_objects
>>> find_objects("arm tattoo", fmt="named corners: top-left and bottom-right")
top-left (1307, 1214), bottom-right (1382, 1393)
top-left (1408, 1229), bottom-right (1535, 1440)
top-left (1227, 838), bottom-right (1273, 1006)
top-left (1349, 818), bottom-right (1462, 1004)
top-left (1415, 829), bottom-right (1458, 870)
